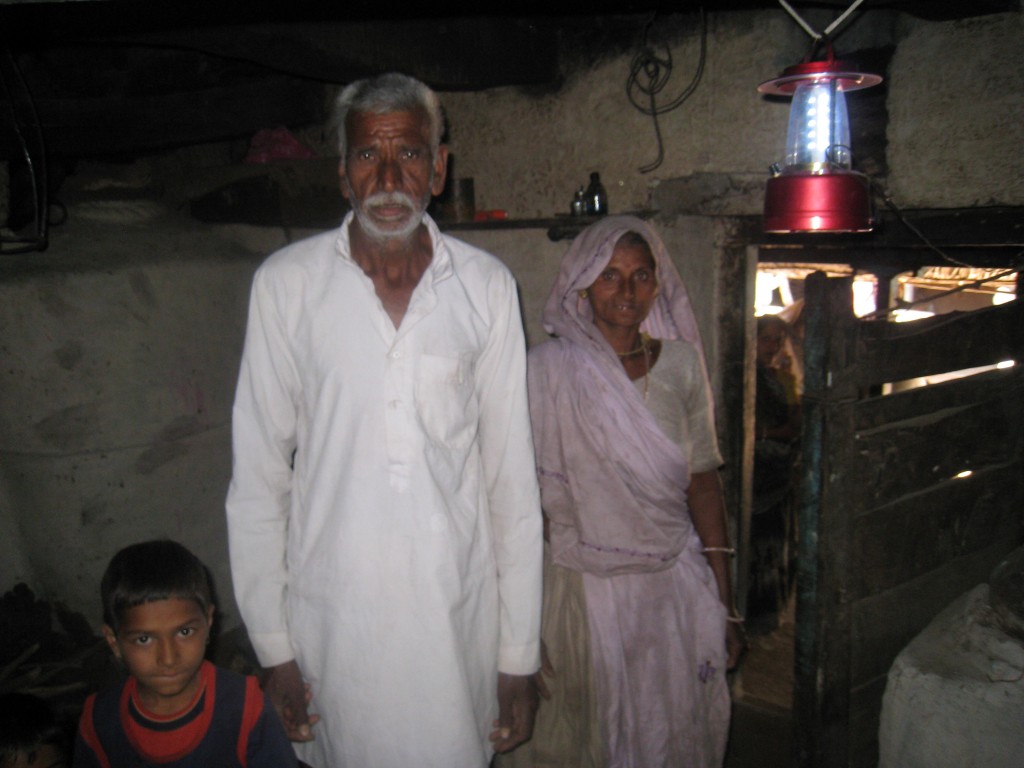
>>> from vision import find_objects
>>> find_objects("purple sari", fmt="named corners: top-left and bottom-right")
top-left (528, 216), bottom-right (730, 767)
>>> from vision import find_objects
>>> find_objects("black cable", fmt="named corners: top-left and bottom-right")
top-left (857, 180), bottom-right (1021, 320)
top-left (626, 9), bottom-right (707, 174)
top-left (0, 38), bottom-right (49, 254)
top-left (856, 265), bottom-right (1020, 323)
top-left (871, 178), bottom-right (977, 270)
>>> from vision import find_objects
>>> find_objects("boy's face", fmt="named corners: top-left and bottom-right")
top-left (102, 597), bottom-right (214, 716)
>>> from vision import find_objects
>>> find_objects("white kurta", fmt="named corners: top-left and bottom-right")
top-left (226, 213), bottom-right (543, 768)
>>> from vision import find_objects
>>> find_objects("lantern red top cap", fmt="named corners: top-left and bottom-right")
top-left (758, 56), bottom-right (882, 96)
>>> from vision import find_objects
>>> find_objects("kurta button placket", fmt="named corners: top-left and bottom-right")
top-left (383, 342), bottom-right (414, 492)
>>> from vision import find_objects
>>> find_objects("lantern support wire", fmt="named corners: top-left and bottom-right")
top-left (778, 0), bottom-right (866, 41)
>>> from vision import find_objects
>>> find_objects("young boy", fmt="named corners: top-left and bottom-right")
top-left (73, 540), bottom-right (297, 767)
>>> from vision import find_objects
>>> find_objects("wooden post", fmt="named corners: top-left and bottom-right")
top-left (794, 272), bottom-right (857, 767)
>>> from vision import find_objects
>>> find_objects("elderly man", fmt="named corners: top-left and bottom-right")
top-left (226, 73), bottom-right (542, 768)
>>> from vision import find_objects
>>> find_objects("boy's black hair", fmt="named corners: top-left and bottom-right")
top-left (0, 692), bottom-right (69, 763)
top-left (101, 539), bottom-right (213, 632)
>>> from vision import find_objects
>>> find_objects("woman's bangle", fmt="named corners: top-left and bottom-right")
top-left (726, 614), bottom-right (745, 624)
top-left (702, 547), bottom-right (736, 556)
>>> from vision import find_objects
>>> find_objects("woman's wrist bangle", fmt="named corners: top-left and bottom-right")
top-left (702, 547), bottom-right (736, 556)
top-left (726, 614), bottom-right (745, 624)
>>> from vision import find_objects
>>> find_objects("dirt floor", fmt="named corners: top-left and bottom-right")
top-left (724, 600), bottom-right (796, 768)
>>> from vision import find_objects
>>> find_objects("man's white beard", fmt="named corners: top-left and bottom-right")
top-left (350, 188), bottom-right (431, 243)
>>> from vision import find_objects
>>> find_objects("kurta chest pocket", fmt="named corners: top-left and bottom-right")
top-left (414, 352), bottom-right (478, 447)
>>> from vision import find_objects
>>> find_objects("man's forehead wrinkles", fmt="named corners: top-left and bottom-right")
top-left (358, 131), bottom-right (428, 145)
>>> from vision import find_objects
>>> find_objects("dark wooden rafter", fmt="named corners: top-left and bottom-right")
top-left (0, 0), bottom-right (1016, 158)
top-left (753, 207), bottom-right (1024, 273)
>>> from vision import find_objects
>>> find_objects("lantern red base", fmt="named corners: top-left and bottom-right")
top-left (763, 171), bottom-right (873, 233)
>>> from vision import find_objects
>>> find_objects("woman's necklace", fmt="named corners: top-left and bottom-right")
top-left (614, 333), bottom-right (647, 358)
top-left (616, 333), bottom-right (647, 357)
top-left (617, 333), bottom-right (651, 400)
top-left (641, 336), bottom-right (650, 401)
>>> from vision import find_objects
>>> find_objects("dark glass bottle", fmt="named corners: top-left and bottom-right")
top-left (585, 172), bottom-right (608, 215)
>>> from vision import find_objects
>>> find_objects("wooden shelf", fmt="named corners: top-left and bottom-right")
top-left (438, 211), bottom-right (656, 241)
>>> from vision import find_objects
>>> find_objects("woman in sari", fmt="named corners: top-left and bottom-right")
top-left (523, 215), bottom-right (743, 767)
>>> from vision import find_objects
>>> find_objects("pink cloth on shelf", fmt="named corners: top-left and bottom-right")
top-left (244, 127), bottom-right (317, 164)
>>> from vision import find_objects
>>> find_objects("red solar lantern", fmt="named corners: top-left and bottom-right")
top-left (758, 47), bottom-right (882, 233)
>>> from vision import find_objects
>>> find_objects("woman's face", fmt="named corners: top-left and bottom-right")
top-left (587, 238), bottom-right (658, 337)
top-left (757, 320), bottom-right (786, 366)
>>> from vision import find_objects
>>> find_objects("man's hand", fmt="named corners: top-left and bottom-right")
top-left (262, 660), bottom-right (319, 742)
top-left (489, 672), bottom-right (539, 754)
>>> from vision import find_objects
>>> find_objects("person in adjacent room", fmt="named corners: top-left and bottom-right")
top-left (73, 540), bottom-right (296, 768)
top-left (512, 215), bottom-right (743, 767)
top-left (225, 72), bottom-right (543, 768)
top-left (748, 314), bottom-right (802, 634)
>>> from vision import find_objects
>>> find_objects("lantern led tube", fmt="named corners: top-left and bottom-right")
top-left (759, 54), bottom-right (881, 233)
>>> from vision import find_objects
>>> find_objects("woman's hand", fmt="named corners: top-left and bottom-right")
top-left (535, 640), bottom-right (555, 700)
top-left (725, 619), bottom-right (746, 669)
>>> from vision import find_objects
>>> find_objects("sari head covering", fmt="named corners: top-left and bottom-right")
top-left (542, 214), bottom-right (704, 361)
top-left (529, 215), bottom-right (714, 575)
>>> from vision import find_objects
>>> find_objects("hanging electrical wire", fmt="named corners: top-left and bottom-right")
top-left (868, 177), bottom-right (1009, 272)
top-left (858, 177), bottom-right (1022, 321)
top-left (626, 9), bottom-right (707, 174)
top-left (0, 39), bottom-right (49, 254)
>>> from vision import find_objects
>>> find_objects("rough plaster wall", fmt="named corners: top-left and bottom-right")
top-left (440, 10), bottom-right (904, 220)
top-left (441, 12), bottom-right (794, 219)
top-left (0, 201), bottom-right (262, 629)
top-left (443, 9), bottom-right (1024, 218)
top-left (888, 12), bottom-right (1024, 207)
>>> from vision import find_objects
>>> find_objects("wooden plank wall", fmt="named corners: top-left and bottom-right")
top-left (794, 272), bottom-right (1024, 767)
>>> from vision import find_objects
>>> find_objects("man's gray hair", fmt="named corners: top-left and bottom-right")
top-left (333, 73), bottom-right (445, 158)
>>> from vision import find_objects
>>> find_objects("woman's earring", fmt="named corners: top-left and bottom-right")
top-left (578, 289), bottom-right (589, 299)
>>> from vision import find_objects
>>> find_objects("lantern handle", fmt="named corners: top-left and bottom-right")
top-left (800, 39), bottom-right (838, 67)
